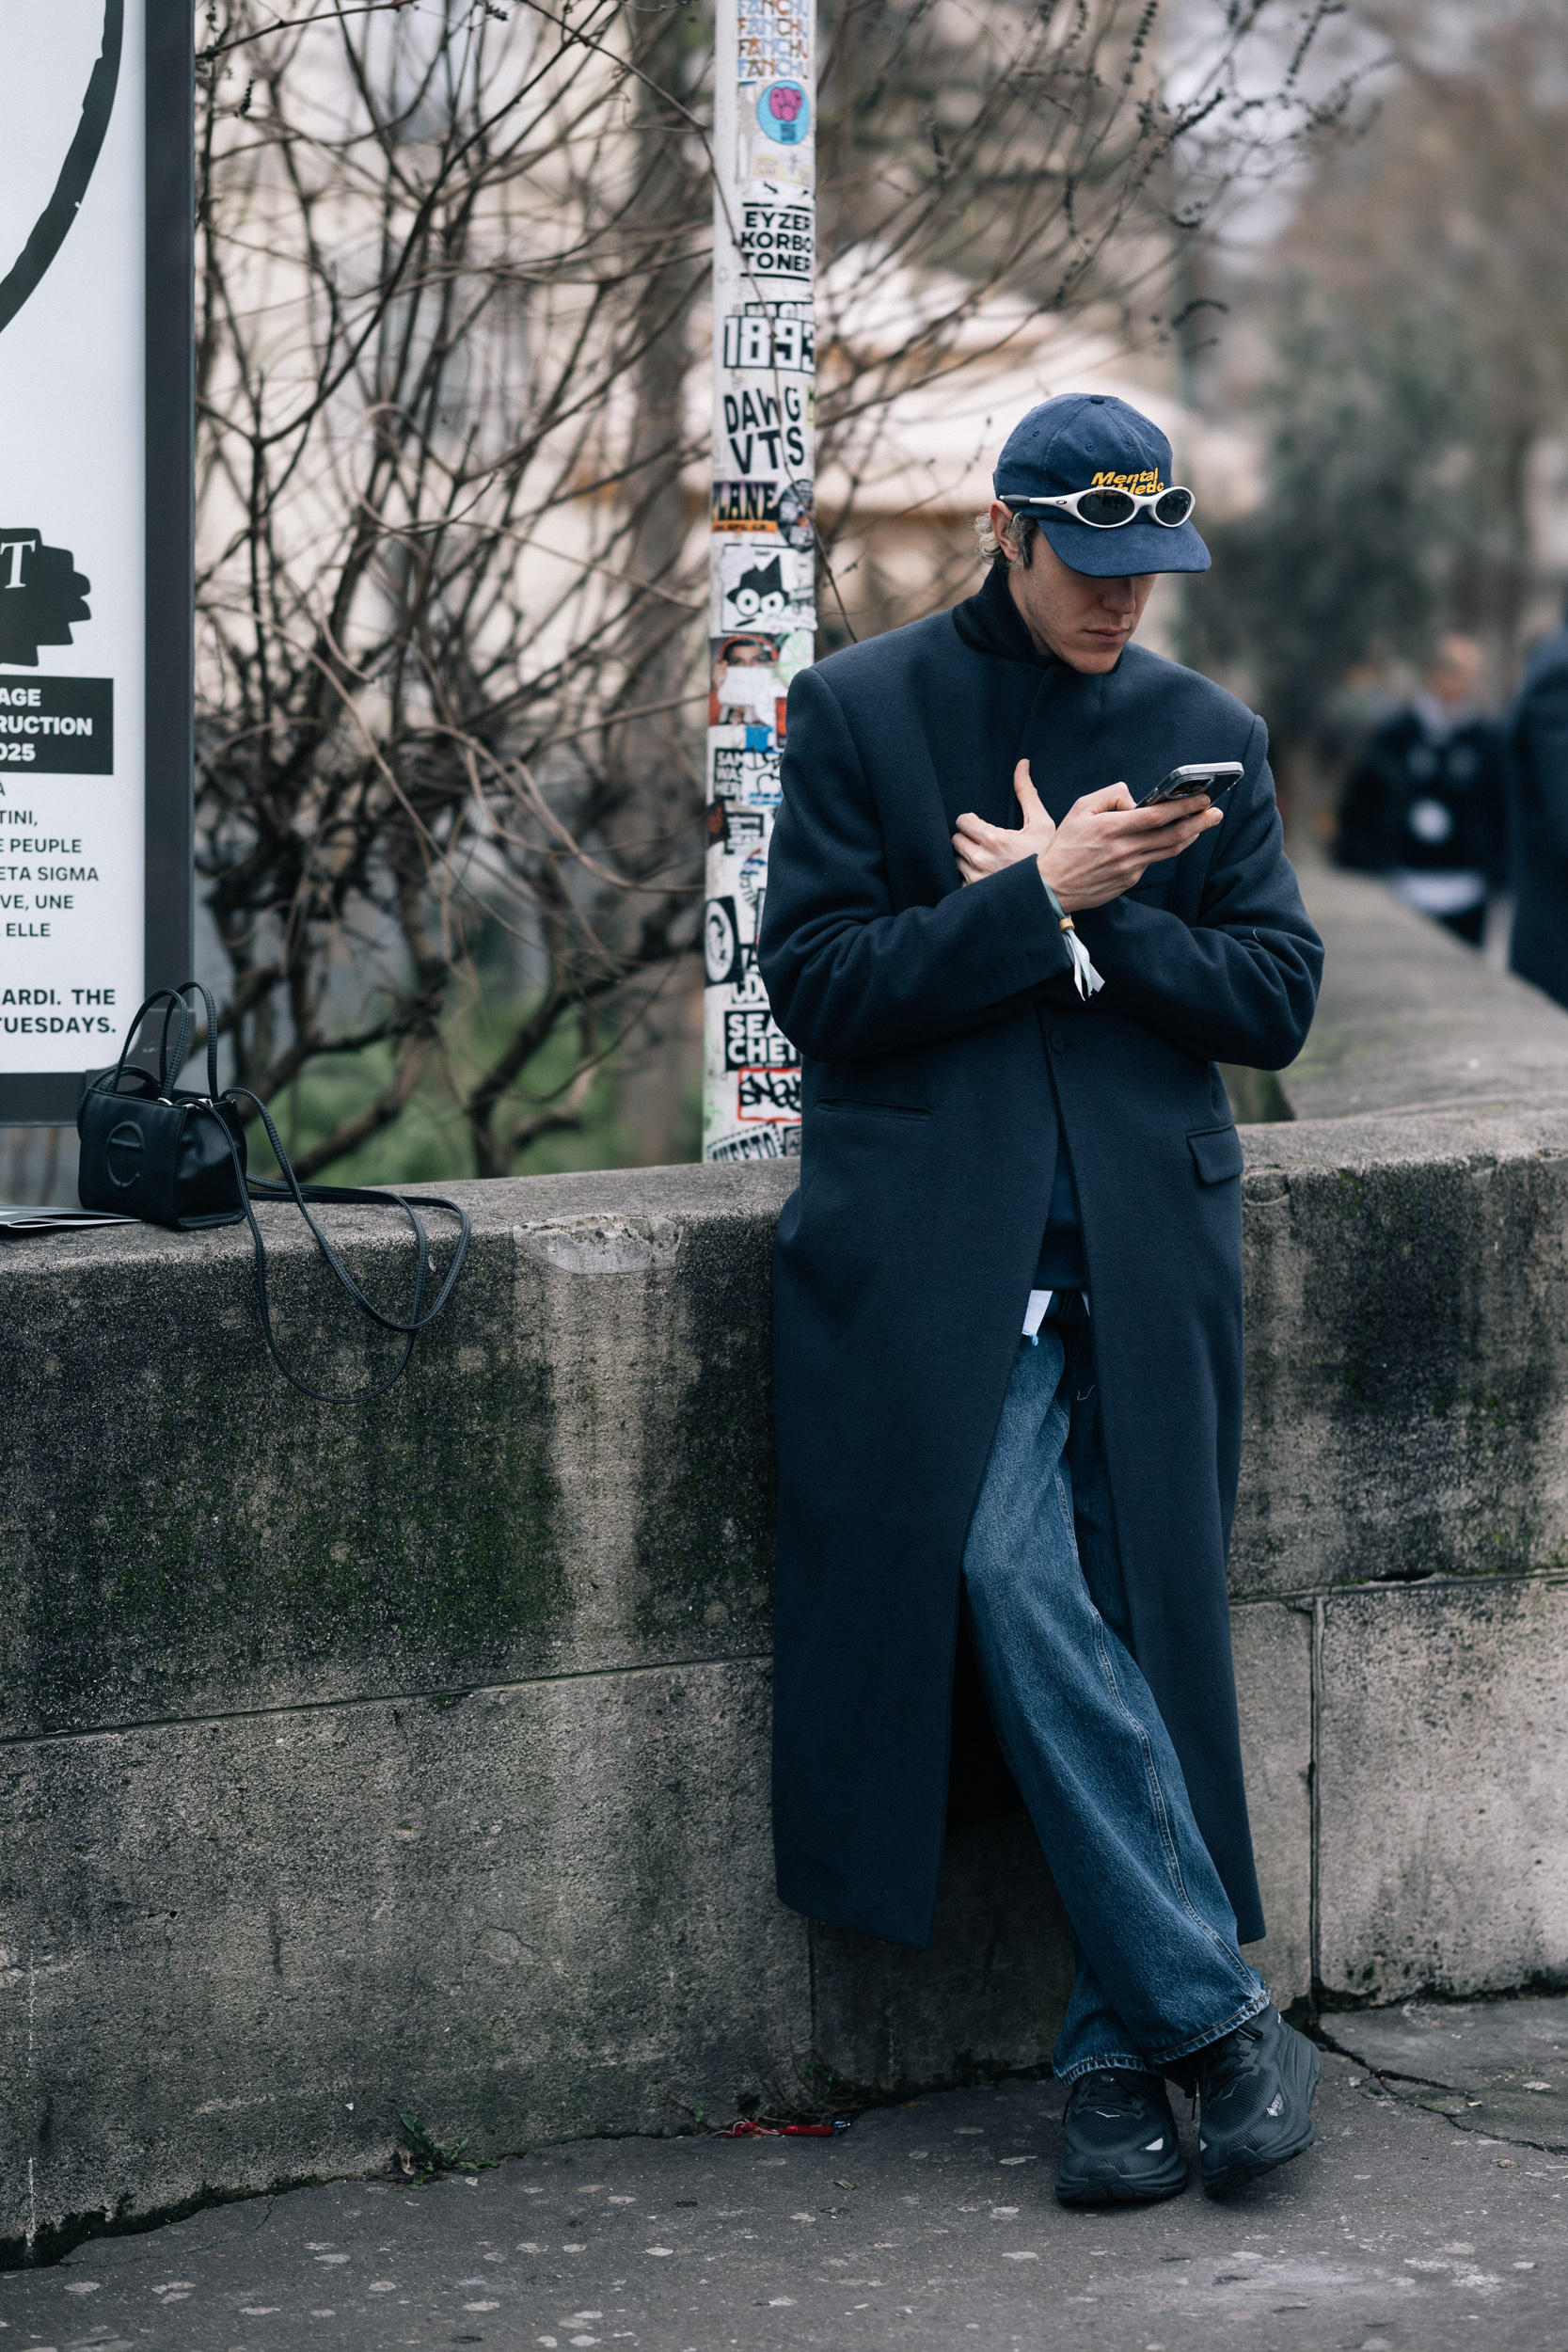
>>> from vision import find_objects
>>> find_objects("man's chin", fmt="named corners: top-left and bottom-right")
top-left (1067, 639), bottom-right (1130, 674)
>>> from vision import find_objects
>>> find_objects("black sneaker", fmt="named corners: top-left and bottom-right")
top-left (1195, 2005), bottom-right (1321, 2198)
top-left (1054, 2069), bottom-right (1188, 2205)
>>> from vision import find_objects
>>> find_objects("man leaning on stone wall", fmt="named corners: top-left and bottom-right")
top-left (758, 392), bottom-right (1326, 2206)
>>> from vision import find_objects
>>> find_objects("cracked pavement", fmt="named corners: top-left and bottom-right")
top-left (2, 2001), bottom-right (1566, 2351)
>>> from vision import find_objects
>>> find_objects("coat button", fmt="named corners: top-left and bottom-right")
top-left (1050, 1030), bottom-right (1068, 1054)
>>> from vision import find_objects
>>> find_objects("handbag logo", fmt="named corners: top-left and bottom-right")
top-left (105, 1118), bottom-right (145, 1189)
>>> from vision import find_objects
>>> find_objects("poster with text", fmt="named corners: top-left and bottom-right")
top-left (0, 0), bottom-right (167, 1103)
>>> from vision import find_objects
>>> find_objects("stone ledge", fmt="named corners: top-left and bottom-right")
top-left (3, 866), bottom-right (1567, 2256)
top-left (1281, 865), bottom-right (1568, 1124)
top-left (0, 1165), bottom-right (794, 1743)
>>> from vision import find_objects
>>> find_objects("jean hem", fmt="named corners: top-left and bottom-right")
top-left (1053, 2048), bottom-right (1165, 2089)
top-left (1140, 1981), bottom-right (1271, 2070)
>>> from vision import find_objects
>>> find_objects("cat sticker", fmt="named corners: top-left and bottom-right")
top-left (715, 537), bottom-right (815, 631)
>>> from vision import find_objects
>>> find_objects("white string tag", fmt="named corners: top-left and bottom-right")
top-left (1064, 929), bottom-right (1104, 1001)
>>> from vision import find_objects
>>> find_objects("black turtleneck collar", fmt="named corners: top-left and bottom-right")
top-left (951, 557), bottom-right (1055, 670)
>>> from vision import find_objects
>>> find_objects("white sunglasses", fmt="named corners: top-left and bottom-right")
top-left (1006, 484), bottom-right (1197, 530)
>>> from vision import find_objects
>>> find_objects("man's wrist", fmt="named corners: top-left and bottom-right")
top-left (1037, 856), bottom-right (1076, 919)
top-left (1037, 866), bottom-right (1080, 938)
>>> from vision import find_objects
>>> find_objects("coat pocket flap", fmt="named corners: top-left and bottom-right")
top-left (818, 1097), bottom-right (932, 1120)
top-left (1188, 1123), bottom-right (1244, 1184)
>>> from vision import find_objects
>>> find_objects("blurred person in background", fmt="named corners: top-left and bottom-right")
top-left (1510, 596), bottom-right (1568, 1010)
top-left (1333, 632), bottom-right (1509, 947)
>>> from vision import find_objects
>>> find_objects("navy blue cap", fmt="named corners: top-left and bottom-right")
top-left (992, 392), bottom-right (1210, 577)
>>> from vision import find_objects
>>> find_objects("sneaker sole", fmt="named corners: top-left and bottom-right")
top-left (1056, 2151), bottom-right (1190, 2207)
top-left (1201, 2037), bottom-right (1322, 2200)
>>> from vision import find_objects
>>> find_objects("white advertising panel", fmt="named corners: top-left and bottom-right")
top-left (0, 0), bottom-right (192, 1122)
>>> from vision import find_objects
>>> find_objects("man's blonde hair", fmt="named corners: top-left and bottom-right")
top-left (971, 506), bottom-right (1039, 567)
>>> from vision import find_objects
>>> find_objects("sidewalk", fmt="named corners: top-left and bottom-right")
top-left (3, 1999), bottom-right (1564, 2352)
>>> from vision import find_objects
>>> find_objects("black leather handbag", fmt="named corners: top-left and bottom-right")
top-left (78, 981), bottom-right (470, 1402)
top-left (79, 982), bottom-right (249, 1230)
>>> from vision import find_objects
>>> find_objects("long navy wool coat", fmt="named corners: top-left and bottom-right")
top-left (756, 564), bottom-right (1323, 1952)
top-left (1511, 625), bottom-right (1568, 1010)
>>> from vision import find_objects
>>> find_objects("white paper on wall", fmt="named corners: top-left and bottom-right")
top-left (0, 0), bottom-right (148, 1076)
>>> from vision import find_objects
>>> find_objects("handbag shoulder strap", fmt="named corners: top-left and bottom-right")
top-left (232, 1089), bottom-right (470, 1333)
top-left (199, 1088), bottom-right (471, 1404)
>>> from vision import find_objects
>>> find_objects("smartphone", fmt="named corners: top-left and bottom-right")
top-left (1137, 760), bottom-right (1244, 809)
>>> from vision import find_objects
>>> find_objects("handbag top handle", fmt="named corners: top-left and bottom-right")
top-left (103, 979), bottom-right (222, 1102)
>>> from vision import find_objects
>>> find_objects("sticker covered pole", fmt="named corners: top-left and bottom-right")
top-left (702, 0), bottom-right (815, 1161)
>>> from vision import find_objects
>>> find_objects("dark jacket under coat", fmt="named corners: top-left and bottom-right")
top-left (757, 564), bottom-right (1323, 1952)
top-left (1511, 628), bottom-right (1568, 1009)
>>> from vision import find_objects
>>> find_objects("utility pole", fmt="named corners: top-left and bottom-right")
top-left (702, 0), bottom-right (815, 1162)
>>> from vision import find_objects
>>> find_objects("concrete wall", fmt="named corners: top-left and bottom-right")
top-left (3, 867), bottom-right (1567, 2258)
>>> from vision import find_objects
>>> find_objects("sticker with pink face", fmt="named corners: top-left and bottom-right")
top-left (756, 80), bottom-right (810, 145)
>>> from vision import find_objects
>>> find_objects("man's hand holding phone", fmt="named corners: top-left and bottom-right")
top-left (953, 759), bottom-right (1225, 909)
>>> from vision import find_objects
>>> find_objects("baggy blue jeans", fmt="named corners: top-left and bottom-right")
top-left (960, 1308), bottom-right (1269, 2085)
